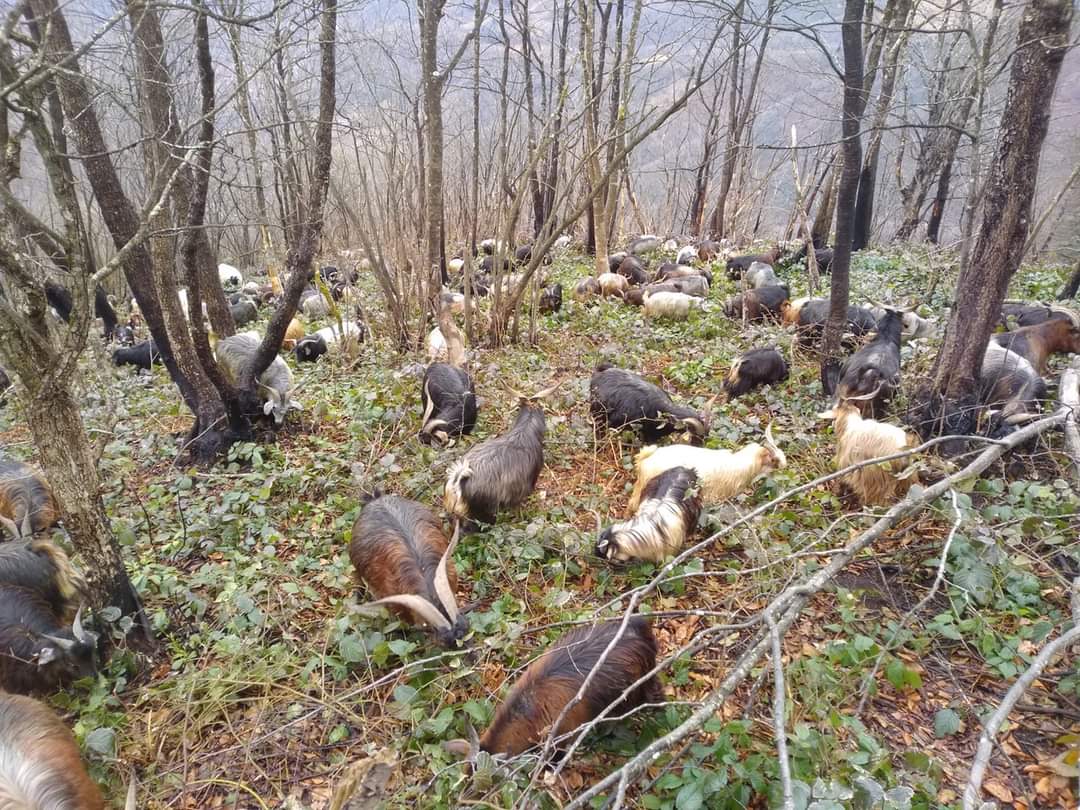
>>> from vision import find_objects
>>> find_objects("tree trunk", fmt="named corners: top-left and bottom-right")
top-left (1059, 259), bottom-right (1080, 300)
top-left (925, 151), bottom-right (954, 244)
top-left (917, 0), bottom-right (1073, 436)
top-left (820, 0), bottom-right (867, 394)
top-left (811, 163), bottom-right (838, 247)
top-left (421, 0), bottom-right (447, 285)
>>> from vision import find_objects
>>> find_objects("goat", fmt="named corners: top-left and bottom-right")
top-left (641, 280), bottom-right (707, 300)
top-left (723, 285), bottom-right (789, 322)
top-left (1003, 303), bottom-right (1077, 329)
top-left (283, 317), bottom-right (305, 351)
top-left (295, 322), bottom-right (365, 363)
top-left (616, 256), bottom-right (648, 286)
top-left (0, 693), bottom-right (106, 808)
top-left (628, 235), bottom-right (661, 255)
top-left (791, 242), bottom-right (833, 274)
top-left (596, 467), bottom-right (701, 563)
top-left (978, 341), bottom-right (1048, 430)
top-left (514, 244), bottom-right (532, 265)
top-left (444, 388), bottom-right (555, 525)
top-left (111, 340), bottom-right (159, 371)
top-left (218, 263), bottom-right (243, 290)
top-left (863, 305), bottom-right (935, 340)
top-left (43, 281), bottom-right (118, 340)
top-left (445, 617), bottom-right (661, 758)
top-left (818, 397), bottom-right (919, 506)
top-left (791, 300), bottom-right (877, 342)
top-left (216, 332), bottom-right (299, 425)
top-left (627, 424), bottom-right (785, 511)
top-left (724, 348), bottom-right (789, 399)
top-left (697, 240), bottom-right (722, 262)
top-left (607, 253), bottom-right (628, 273)
top-left (0, 588), bottom-right (97, 695)
top-left (834, 309), bottom-right (903, 417)
top-left (744, 261), bottom-right (779, 289)
top-left (350, 496), bottom-right (466, 647)
top-left (624, 289), bottom-right (645, 307)
top-left (726, 246), bottom-right (782, 280)
top-left (662, 238), bottom-right (678, 253)
top-left (574, 277), bottom-right (601, 300)
top-left (318, 265), bottom-right (341, 284)
top-left (479, 238), bottom-right (507, 256)
top-left (643, 291), bottom-right (702, 320)
top-left (675, 245), bottom-right (697, 266)
top-left (598, 273), bottom-right (629, 298)
top-left (230, 298), bottom-right (258, 328)
top-left (448, 257), bottom-right (465, 276)
top-left (654, 263), bottom-right (713, 285)
top-left (113, 325), bottom-right (135, 346)
top-left (300, 289), bottom-right (329, 319)
top-left (780, 296), bottom-right (816, 327)
top-left (0, 460), bottom-right (59, 540)
top-left (590, 365), bottom-right (708, 444)
top-left (0, 540), bottom-right (85, 620)
top-left (481, 255), bottom-right (512, 276)
top-left (539, 283), bottom-right (563, 314)
top-left (420, 364), bottom-right (478, 446)
top-left (990, 319), bottom-right (1080, 374)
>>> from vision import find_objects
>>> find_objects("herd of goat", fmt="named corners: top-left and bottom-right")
top-left (0, 234), bottom-right (1078, 805)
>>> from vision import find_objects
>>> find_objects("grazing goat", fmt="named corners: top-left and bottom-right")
top-left (0, 587), bottom-right (97, 695)
top-left (791, 242), bottom-right (833, 274)
top-left (744, 261), bottom-right (779, 289)
top-left (444, 389), bottom-right (554, 525)
top-left (300, 289), bottom-right (329, 319)
top-left (598, 273), bottom-right (629, 298)
top-left (479, 238), bottom-right (506, 256)
top-left (723, 285), bottom-right (789, 322)
top-left (819, 398), bottom-right (919, 506)
top-left (990, 319), bottom-right (1080, 374)
top-left (216, 332), bottom-right (299, 425)
top-left (627, 424), bottom-right (785, 511)
top-left (350, 496), bottom-right (466, 647)
top-left (724, 348), bottom-right (789, 398)
top-left (590, 365), bottom-right (708, 444)
top-left (230, 297), bottom-right (258, 327)
top-left (676, 245), bottom-right (697, 266)
top-left (834, 309), bottom-right (903, 417)
top-left (0, 693), bottom-right (106, 809)
top-left (514, 244), bottom-right (532, 264)
top-left (481, 255), bottom-right (512, 276)
top-left (607, 253), bottom-right (628, 273)
top-left (44, 281), bottom-right (118, 340)
top-left (448, 257), bottom-right (466, 276)
top-left (420, 364), bottom-right (478, 446)
top-left (0, 540), bottom-right (85, 620)
top-left (218, 263), bottom-right (243, 290)
top-left (574, 277), bottom-right (601, 300)
top-left (539, 283), bottom-right (563, 314)
top-left (654, 263), bottom-right (713, 285)
top-left (863, 305), bottom-right (935, 340)
top-left (596, 467), bottom-right (701, 563)
top-left (628, 235), bottom-right (661, 255)
top-left (726, 246), bottom-right (782, 280)
top-left (979, 342), bottom-right (1048, 430)
top-left (295, 322), bottom-right (366, 363)
top-left (0, 460), bottom-right (59, 540)
top-left (697, 240), bottom-right (722, 261)
top-left (445, 618), bottom-right (661, 758)
top-left (780, 296), bottom-right (816, 327)
top-left (643, 291), bottom-right (702, 320)
top-left (112, 340), bottom-right (159, 371)
top-left (616, 256), bottom-right (648, 286)
top-left (283, 318), bottom-right (305, 351)
top-left (790, 300), bottom-right (877, 341)
top-left (1007, 303), bottom-right (1076, 328)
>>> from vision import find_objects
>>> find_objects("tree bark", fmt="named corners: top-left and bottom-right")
top-left (918, 0), bottom-right (1073, 435)
top-left (820, 0), bottom-right (867, 394)
top-left (1058, 259), bottom-right (1080, 300)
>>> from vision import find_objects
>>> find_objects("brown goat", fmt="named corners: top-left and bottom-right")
top-left (0, 459), bottom-right (59, 540)
top-left (0, 693), bottom-right (105, 809)
top-left (723, 285), bottom-right (789, 323)
top-left (350, 495), bottom-right (466, 647)
top-left (990, 319), bottom-right (1080, 374)
top-left (447, 618), bottom-right (661, 758)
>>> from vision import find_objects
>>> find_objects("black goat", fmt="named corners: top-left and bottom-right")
top-left (230, 298), bottom-right (258, 327)
top-left (607, 252), bottom-right (628, 273)
top-left (444, 389), bottom-right (554, 525)
top-left (44, 281), bottom-right (118, 339)
top-left (539, 283), bottom-right (563, 314)
top-left (596, 467), bottom-right (701, 563)
top-left (0, 540), bottom-right (85, 619)
top-left (724, 348), bottom-right (789, 398)
top-left (0, 584), bottom-right (97, 694)
top-left (590, 365), bottom-right (708, 444)
top-left (112, 340), bottom-right (159, 371)
top-left (420, 364), bottom-right (478, 446)
top-left (834, 309), bottom-right (903, 416)
top-left (616, 256), bottom-right (648, 286)
top-left (0, 459), bottom-right (59, 540)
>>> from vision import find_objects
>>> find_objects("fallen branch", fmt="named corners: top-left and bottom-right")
top-left (1060, 357), bottom-right (1080, 486)
top-left (564, 409), bottom-right (1069, 810)
top-left (767, 608), bottom-right (794, 810)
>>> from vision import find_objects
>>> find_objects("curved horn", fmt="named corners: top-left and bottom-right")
top-left (433, 522), bottom-right (461, 622)
top-left (72, 605), bottom-right (93, 644)
top-left (590, 509), bottom-right (604, 534)
top-left (41, 634), bottom-right (77, 651)
top-left (20, 512), bottom-right (31, 539)
top-left (763, 422), bottom-right (787, 466)
top-left (360, 595), bottom-right (452, 631)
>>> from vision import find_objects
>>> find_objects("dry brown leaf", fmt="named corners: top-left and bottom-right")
top-left (984, 780), bottom-right (1014, 803)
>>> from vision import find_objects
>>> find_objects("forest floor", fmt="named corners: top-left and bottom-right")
top-left (1, 245), bottom-right (1077, 810)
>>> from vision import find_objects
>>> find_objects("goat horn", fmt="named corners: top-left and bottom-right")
top-left (433, 522), bottom-right (461, 623)
top-left (0, 515), bottom-right (19, 538)
top-left (20, 512), bottom-right (31, 539)
top-left (72, 605), bottom-right (94, 644)
top-left (763, 422), bottom-right (787, 466)
top-left (840, 383), bottom-right (884, 403)
top-left (531, 381), bottom-right (561, 400)
top-left (41, 633), bottom-right (77, 651)
top-left (590, 509), bottom-right (604, 534)
top-left (360, 595), bottom-right (453, 631)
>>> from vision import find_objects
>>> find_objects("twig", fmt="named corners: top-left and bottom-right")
top-left (1059, 357), bottom-right (1080, 486)
top-left (962, 612), bottom-right (1080, 810)
top-left (766, 609), bottom-right (794, 810)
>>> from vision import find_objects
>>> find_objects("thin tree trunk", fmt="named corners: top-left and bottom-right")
top-left (1059, 259), bottom-right (1080, 300)
top-left (925, 150), bottom-right (955, 244)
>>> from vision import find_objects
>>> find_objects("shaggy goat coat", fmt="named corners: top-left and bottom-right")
top-left (420, 364), bottom-right (478, 446)
top-left (444, 404), bottom-right (546, 524)
top-left (0, 693), bottom-right (106, 809)
top-left (821, 404), bottom-right (918, 506)
top-left (834, 310), bottom-right (903, 417)
top-left (596, 467), bottom-right (701, 563)
top-left (216, 332), bottom-right (297, 424)
top-left (473, 618), bottom-right (661, 757)
top-left (0, 460), bottom-right (59, 540)
top-left (589, 366), bottom-right (707, 443)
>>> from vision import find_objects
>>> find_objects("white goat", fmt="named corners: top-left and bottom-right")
top-left (643, 291), bottom-right (702, 320)
top-left (218, 263), bottom-right (243, 290)
top-left (598, 272), bottom-right (629, 298)
top-left (216, 332), bottom-right (299, 425)
top-left (818, 400), bottom-right (918, 505)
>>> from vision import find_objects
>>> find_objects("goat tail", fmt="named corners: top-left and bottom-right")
top-left (725, 357), bottom-right (743, 387)
top-left (33, 540), bottom-right (87, 603)
top-left (443, 460), bottom-right (472, 518)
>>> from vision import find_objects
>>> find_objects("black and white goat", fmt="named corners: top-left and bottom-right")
top-left (596, 467), bottom-right (701, 563)
top-left (539, 283), bottom-right (563, 314)
top-left (590, 365), bottom-right (708, 444)
top-left (217, 332), bottom-right (299, 425)
top-left (723, 348), bottom-right (789, 398)
top-left (350, 496), bottom-right (466, 647)
top-left (295, 322), bottom-right (366, 363)
top-left (444, 387), bottom-right (556, 525)
top-left (420, 364), bottom-right (478, 446)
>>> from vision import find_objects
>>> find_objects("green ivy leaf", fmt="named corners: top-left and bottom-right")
top-left (933, 708), bottom-right (961, 737)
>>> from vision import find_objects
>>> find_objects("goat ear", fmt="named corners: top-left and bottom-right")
top-left (20, 513), bottom-right (31, 538)
top-left (262, 400), bottom-right (275, 415)
top-left (433, 523), bottom-right (461, 622)
top-left (37, 645), bottom-right (60, 665)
